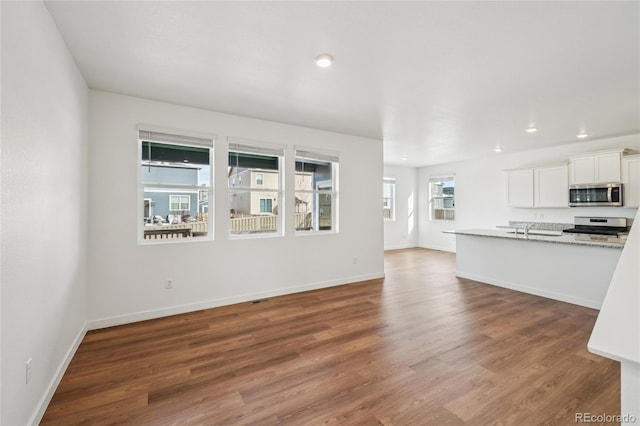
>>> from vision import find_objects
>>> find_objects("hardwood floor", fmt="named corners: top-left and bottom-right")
top-left (42, 248), bottom-right (619, 425)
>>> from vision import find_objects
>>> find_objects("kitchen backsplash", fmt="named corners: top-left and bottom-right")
top-left (508, 221), bottom-right (574, 232)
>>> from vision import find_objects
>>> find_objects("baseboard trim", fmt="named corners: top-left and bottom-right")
top-left (29, 321), bottom-right (89, 426)
top-left (418, 243), bottom-right (456, 253)
top-left (384, 243), bottom-right (418, 251)
top-left (87, 272), bottom-right (386, 330)
top-left (455, 271), bottom-right (602, 310)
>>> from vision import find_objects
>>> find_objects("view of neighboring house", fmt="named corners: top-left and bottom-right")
top-left (429, 177), bottom-right (455, 221)
top-left (142, 163), bottom-right (208, 223)
top-left (229, 168), bottom-right (281, 215)
top-left (295, 158), bottom-right (334, 230)
top-left (139, 141), bottom-right (338, 236)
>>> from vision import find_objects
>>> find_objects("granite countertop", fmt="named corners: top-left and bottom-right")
top-left (444, 228), bottom-right (626, 249)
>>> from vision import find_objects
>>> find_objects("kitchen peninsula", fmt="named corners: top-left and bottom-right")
top-left (444, 225), bottom-right (625, 309)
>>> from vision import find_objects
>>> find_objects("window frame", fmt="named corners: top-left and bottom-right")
top-left (228, 138), bottom-right (285, 238)
top-left (169, 194), bottom-right (191, 211)
top-left (259, 197), bottom-right (273, 213)
top-left (137, 127), bottom-right (215, 244)
top-left (429, 175), bottom-right (455, 221)
top-left (294, 148), bottom-right (340, 235)
top-left (383, 177), bottom-right (396, 222)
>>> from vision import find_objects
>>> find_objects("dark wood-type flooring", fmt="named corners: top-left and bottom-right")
top-left (42, 248), bottom-right (619, 425)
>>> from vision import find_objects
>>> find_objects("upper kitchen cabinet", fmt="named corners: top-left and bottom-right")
top-left (535, 164), bottom-right (569, 208)
top-left (569, 149), bottom-right (628, 184)
top-left (622, 154), bottom-right (640, 208)
top-left (507, 168), bottom-right (534, 207)
top-left (506, 164), bottom-right (569, 208)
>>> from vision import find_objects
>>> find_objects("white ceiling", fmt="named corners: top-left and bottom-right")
top-left (45, 1), bottom-right (639, 167)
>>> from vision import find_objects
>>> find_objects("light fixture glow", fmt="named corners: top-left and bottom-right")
top-left (494, 145), bottom-right (503, 153)
top-left (576, 131), bottom-right (589, 139)
top-left (315, 54), bottom-right (334, 68)
top-left (401, 156), bottom-right (409, 161)
top-left (526, 126), bottom-right (537, 133)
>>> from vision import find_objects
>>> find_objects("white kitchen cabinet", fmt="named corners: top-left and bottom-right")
top-left (622, 154), bottom-right (640, 208)
top-left (569, 150), bottom-right (625, 184)
top-left (507, 164), bottom-right (568, 208)
top-left (570, 155), bottom-right (595, 184)
top-left (507, 169), bottom-right (534, 207)
top-left (535, 164), bottom-right (569, 207)
top-left (595, 152), bottom-right (623, 182)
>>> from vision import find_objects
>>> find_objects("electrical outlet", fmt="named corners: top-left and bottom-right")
top-left (165, 279), bottom-right (173, 289)
top-left (26, 358), bottom-right (32, 384)
top-left (353, 257), bottom-right (358, 264)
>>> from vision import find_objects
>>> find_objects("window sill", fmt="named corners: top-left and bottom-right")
top-left (138, 236), bottom-right (213, 245)
top-left (229, 232), bottom-right (284, 240)
top-left (295, 230), bottom-right (339, 237)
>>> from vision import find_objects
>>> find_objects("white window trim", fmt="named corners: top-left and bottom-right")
top-left (383, 177), bottom-right (396, 222)
top-left (137, 127), bottom-right (214, 244)
top-left (428, 174), bottom-right (455, 221)
top-left (294, 151), bottom-right (339, 235)
top-left (228, 139), bottom-right (284, 239)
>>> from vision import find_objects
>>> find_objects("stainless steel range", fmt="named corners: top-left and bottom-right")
top-left (562, 216), bottom-right (628, 236)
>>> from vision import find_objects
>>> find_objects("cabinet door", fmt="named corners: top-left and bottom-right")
top-left (570, 156), bottom-right (595, 184)
top-left (622, 156), bottom-right (640, 208)
top-left (535, 165), bottom-right (568, 207)
top-left (507, 169), bottom-right (534, 207)
top-left (595, 152), bottom-right (621, 183)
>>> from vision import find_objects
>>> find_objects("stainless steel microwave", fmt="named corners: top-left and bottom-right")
top-left (568, 183), bottom-right (623, 207)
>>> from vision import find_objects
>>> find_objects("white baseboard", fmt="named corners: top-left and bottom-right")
top-left (29, 321), bottom-right (88, 426)
top-left (418, 243), bottom-right (456, 253)
top-left (87, 272), bottom-right (386, 330)
top-left (384, 243), bottom-right (418, 251)
top-left (455, 271), bottom-right (601, 310)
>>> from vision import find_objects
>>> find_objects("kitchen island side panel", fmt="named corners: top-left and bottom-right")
top-left (454, 234), bottom-right (621, 309)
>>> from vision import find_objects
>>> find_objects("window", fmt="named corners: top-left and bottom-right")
top-left (429, 176), bottom-right (455, 220)
top-left (228, 139), bottom-right (284, 236)
top-left (259, 198), bottom-right (273, 213)
top-left (139, 129), bottom-right (213, 242)
top-left (295, 149), bottom-right (339, 232)
top-left (169, 195), bottom-right (190, 211)
top-left (383, 178), bottom-right (396, 221)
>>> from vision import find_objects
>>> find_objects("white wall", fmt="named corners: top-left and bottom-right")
top-left (88, 91), bottom-right (384, 326)
top-left (1, 2), bottom-right (89, 425)
top-left (418, 134), bottom-right (640, 252)
top-left (383, 165), bottom-right (418, 250)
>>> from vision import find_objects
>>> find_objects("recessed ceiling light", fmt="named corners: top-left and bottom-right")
top-left (526, 126), bottom-right (537, 133)
top-left (315, 53), bottom-right (334, 68)
top-left (576, 131), bottom-right (589, 139)
top-left (494, 145), bottom-right (503, 153)
top-left (401, 156), bottom-right (409, 161)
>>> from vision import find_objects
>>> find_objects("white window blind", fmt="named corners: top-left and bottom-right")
top-left (138, 129), bottom-right (213, 148)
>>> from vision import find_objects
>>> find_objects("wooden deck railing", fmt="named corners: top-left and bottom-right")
top-left (434, 208), bottom-right (455, 220)
top-left (143, 223), bottom-right (195, 240)
top-left (230, 215), bottom-right (277, 232)
top-left (144, 212), bottom-right (312, 239)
